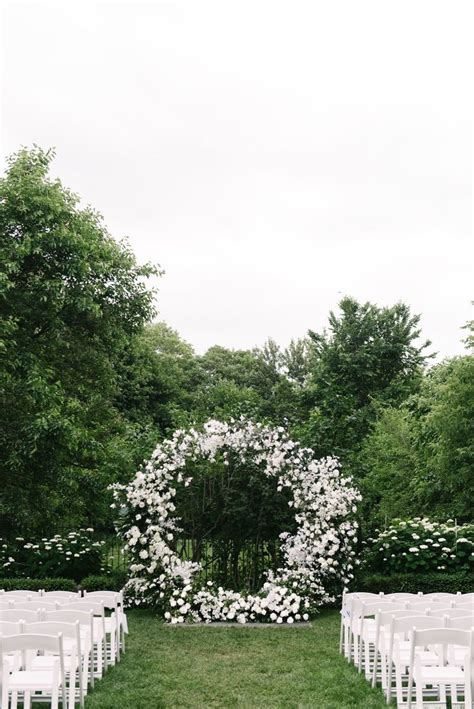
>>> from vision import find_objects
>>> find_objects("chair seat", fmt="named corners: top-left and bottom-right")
top-left (418, 665), bottom-right (465, 683)
top-left (32, 655), bottom-right (79, 672)
top-left (398, 648), bottom-right (439, 665)
top-left (9, 669), bottom-right (58, 690)
top-left (448, 646), bottom-right (469, 666)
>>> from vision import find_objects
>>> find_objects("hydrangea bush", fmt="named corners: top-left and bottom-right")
top-left (112, 418), bottom-right (361, 623)
top-left (362, 518), bottom-right (474, 575)
top-left (0, 529), bottom-right (105, 581)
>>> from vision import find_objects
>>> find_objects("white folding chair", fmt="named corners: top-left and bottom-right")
top-left (383, 615), bottom-right (442, 705)
top-left (371, 610), bottom-right (427, 687)
top-left (339, 591), bottom-right (385, 657)
top-left (0, 632), bottom-right (67, 709)
top-left (356, 601), bottom-right (406, 674)
top-left (44, 610), bottom-right (95, 690)
top-left (407, 627), bottom-right (473, 709)
top-left (24, 621), bottom-right (84, 709)
top-left (83, 591), bottom-right (127, 659)
top-left (63, 602), bottom-right (107, 677)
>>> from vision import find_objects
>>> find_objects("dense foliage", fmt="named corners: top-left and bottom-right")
top-left (357, 572), bottom-right (474, 596)
top-left (0, 147), bottom-right (158, 535)
top-left (361, 518), bottom-right (474, 575)
top-left (1, 147), bottom-right (472, 585)
top-left (0, 528), bottom-right (105, 581)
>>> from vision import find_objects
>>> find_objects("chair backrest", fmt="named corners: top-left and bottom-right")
top-left (0, 620), bottom-right (22, 634)
top-left (421, 592), bottom-right (457, 600)
top-left (360, 601), bottom-right (406, 617)
top-left (388, 593), bottom-right (422, 601)
top-left (40, 596), bottom-right (79, 607)
top-left (64, 601), bottom-right (104, 616)
top-left (0, 602), bottom-right (14, 610)
top-left (377, 609), bottom-right (426, 627)
top-left (82, 593), bottom-right (118, 610)
top-left (1, 590), bottom-right (43, 598)
top-left (43, 609), bottom-right (93, 627)
top-left (452, 600), bottom-right (474, 610)
top-left (84, 590), bottom-right (123, 598)
top-left (446, 616), bottom-right (474, 630)
top-left (42, 591), bottom-right (81, 600)
top-left (0, 631), bottom-right (63, 655)
top-left (430, 608), bottom-right (474, 618)
top-left (0, 608), bottom-right (40, 623)
top-left (23, 620), bottom-right (80, 641)
top-left (392, 614), bottom-right (445, 635)
top-left (407, 601), bottom-right (453, 611)
top-left (11, 600), bottom-right (59, 612)
top-left (410, 626), bottom-right (472, 649)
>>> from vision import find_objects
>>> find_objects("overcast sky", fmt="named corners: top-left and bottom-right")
top-left (1, 1), bottom-right (472, 357)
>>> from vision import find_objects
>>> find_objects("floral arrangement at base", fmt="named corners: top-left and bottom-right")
top-left (111, 418), bottom-right (361, 623)
top-left (362, 517), bottom-right (474, 575)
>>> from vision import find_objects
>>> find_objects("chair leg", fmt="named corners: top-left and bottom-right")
top-left (415, 679), bottom-right (423, 709)
top-left (51, 684), bottom-right (59, 709)
top-left (69, 668), bottom-right (76, 709)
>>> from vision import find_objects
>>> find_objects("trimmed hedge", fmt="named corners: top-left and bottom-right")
top-left (0, 577), bottom-right (77, 592)
top-left (80, 571), bottom-right (128, 592)
top-left (0, 571), bottom-right (128, 593)
top-left (357, 571), bottom-right (474, 595)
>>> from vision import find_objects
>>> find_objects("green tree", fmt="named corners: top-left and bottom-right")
top-left (0, 147), bottom-right (157, 534)
top-left (298, 297), bottom-right (431, 468)
top-left (361, 354), bottom-right (474, 528)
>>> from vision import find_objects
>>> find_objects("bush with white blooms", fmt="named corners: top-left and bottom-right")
top-left (111, 418), bottom-right (361, 623)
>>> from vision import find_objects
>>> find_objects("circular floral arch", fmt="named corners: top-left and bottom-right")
top-left (112, 419), bottom-right (360, 623)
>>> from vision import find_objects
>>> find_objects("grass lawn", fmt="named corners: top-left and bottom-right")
top-left (84, 609), bottom-right (388, 708)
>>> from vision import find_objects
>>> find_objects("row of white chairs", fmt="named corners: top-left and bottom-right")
top-left (340, 591), bottom-right (474, 707)
top-left (0, 589), bottom-right (128, 708)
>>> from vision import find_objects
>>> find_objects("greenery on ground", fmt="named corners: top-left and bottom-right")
top-left (83, 609), bottom-right (387, 709)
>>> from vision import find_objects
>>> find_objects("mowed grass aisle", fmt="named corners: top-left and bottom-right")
top-left (85, 610), bottom-right (387, 708)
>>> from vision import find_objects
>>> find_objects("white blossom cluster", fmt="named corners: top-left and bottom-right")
top-left (363, 517), bottom-right (474, 574)
top-left (111, 418), bottom-right (361, 623)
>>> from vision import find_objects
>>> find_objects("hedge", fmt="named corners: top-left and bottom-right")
top-left (0, 571), bottom-right (128, 593)
top-left (80, 571), bottom-right (128, 592)
top-left (356, 571), bottom-right (474, 595)
top-left (0, 577), bottom-right (77, 592)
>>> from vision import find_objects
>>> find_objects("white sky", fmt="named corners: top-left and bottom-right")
top-left (1, 0), bottom-right (472, 357)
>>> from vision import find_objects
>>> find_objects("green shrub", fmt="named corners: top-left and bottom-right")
top-left (0, 577), bottom-right (77, 592)
top-left (80, 571), bottom-right (127, 592)
top-left (356, 571), bottom-right (474, 595)
top-left (0, 529), bottom-right (106, 581)
top-left (362, 518), bottom-right (474, 575)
